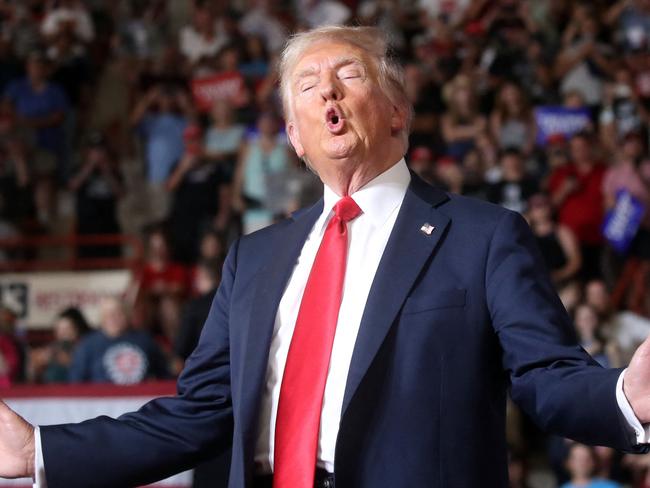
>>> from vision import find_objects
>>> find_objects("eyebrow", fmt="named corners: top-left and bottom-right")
top-left (293, 56), bottom-right (366, 83)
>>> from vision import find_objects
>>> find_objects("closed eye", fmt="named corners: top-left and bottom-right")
top-left (337, 61), bottom-right (365, 80)
top-left (297, 74), bottom-right (318, 93)
top-left (340, 71), bottom-right (361, 80)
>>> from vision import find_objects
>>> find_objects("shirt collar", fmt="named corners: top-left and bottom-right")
top-left (320, 158), bottom-right (411, 231)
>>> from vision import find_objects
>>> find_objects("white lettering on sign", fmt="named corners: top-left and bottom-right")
top-left (0, 270), bottom-right (131, 329)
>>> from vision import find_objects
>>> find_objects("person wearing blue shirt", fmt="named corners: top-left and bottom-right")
top-left (3, 51), bottom-right (69, 179)
top-left (130, 84), bottom-right (190, 221)
top-left (68, 297), bottom-right (169, 385)
top-left (560, 443), bottom-right (621, 488)
top-left (133, 86), bottom-right (189, 184)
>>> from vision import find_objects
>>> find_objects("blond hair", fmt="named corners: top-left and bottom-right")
top-left (278, 25), bottom-right (413, 152)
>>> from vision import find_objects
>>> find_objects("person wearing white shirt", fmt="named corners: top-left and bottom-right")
top-left (41, 0), bottom-right (94, 43)
top-left (178, 4), bottom-right (229, 65)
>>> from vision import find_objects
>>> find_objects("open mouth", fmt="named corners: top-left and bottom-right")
top-left (325, 106), bottom-right (346, 134)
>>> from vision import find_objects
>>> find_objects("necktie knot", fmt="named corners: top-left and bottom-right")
top-left (333, 196), bottom-right (362, 223)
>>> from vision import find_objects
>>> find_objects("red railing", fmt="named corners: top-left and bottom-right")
top-left (0, 233), bottom-right (144, 272)
top-left (1, 380), bottom-right (177, 398)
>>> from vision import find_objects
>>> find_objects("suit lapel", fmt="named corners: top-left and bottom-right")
top-left (341, 174), bottom-right (451, 415)
top-left (239, 200), bottom-right (323, 463)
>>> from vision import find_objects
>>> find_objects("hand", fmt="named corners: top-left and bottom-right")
top-left (581, 39), bottom-right (596, 57)
top-left (232, 196), bottom-right (247, 213)
top-left (85, 153), bottom-right (101, 170)
top-left (0, 401), bottom-right (35, 479)
top-left (213, 212), bottom-right (229, 231)
top-left (96, 157), bottom-right (112, 174)
top-left (560, 176), bottom-right (578, 196)
top-left (179, 153), bottom-right (199, 171)
top-left (624, 335), bottom-right (650, 423)
top-left (146, 87), bottom-right (161, 105)
top-left (473, 117), bottom-right (487, 134)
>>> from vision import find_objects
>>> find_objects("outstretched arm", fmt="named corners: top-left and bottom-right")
top-left (486, 209), bottom-right (646, 452)
top-left (40, 239), bottom-right (239, 487)
top-left (0, 401), bottom-right (35, 479)
top-left (0, 239), bottom-right (240, 488)
top-left (623, 337), bottom-right (650, 424)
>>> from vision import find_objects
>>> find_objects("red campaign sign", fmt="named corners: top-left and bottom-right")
top-left (190, 71), bottom-right (246, 111)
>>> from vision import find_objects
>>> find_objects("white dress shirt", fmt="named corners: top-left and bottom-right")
top-left (253, 158), bottom-right (411, 474)
top-left (33, 159), bottom-right (649, 486)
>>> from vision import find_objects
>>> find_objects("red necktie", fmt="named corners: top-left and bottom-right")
top-left (273, 196), bottom-right (362, 488)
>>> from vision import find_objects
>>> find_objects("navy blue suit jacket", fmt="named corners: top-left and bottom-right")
top-left (41, 173), bottom-right (642, 487)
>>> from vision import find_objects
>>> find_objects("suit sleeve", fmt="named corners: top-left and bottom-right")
top-left (485, 209), bottom-right (645, 452)
top-left (39, 239), bottom-right (240, 488)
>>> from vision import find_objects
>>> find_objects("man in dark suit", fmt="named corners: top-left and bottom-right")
top-left (2, 25), bottom-right (650, 488)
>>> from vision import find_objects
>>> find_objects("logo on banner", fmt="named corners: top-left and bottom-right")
top-left (534, 106), bottom-right (591, 146)
top-left (103, 343), bottom-right (148, 385)
top-left (191, 71), bottom-right (246, 112)
top-left (0, 283), bottom-right (28, 317)
top-left (602, 190), bottom-right (646, 253)
top-left (0, 270), bottom-right (131, 329)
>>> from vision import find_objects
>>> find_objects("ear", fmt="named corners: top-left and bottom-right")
top-left (390, 103), bottom-right (406, 135)
top-left (287, 122), bottom-right (305, 158)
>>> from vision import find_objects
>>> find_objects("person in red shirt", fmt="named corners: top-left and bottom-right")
top-left (138, 225), bottom-right (188, 296)
top-left (0, 335), bottom-right (19, 388)
top-left (548, 132), bottom-right (607, 281)
top-left (133, 225), bottom-right (189, 346)
top-left (0, 306), bottom-right (21, 388)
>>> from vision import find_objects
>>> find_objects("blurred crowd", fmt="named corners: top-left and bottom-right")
top-left (0, 0), bottom-right (650, 486)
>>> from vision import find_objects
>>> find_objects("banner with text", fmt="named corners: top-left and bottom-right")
top-left (190, 71), bottom-right (246, 112)
top-left (534, 106), bottom-right (591, 146)
top-left (603, 190), bottom-right (646, 254)
top-left (0, 270), bottom-right (131, 329)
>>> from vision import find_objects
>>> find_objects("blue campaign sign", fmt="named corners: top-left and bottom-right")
top-left (602, 190), bottom-right (646, 254)
top-left (534, 106), bottom-right (591, 146)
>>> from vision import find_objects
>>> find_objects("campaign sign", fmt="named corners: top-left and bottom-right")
top-left (0, 269), bottom-right (131, 329)
top-left (534, 106), bottom-right (591, 146)
top-left (190, 71), bottom-right (246, 112)
top-left (602, 190), bottom-right (646, 254)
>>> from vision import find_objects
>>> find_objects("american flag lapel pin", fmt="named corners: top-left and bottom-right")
top-left (420, 223), bottom-right (435, 236)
